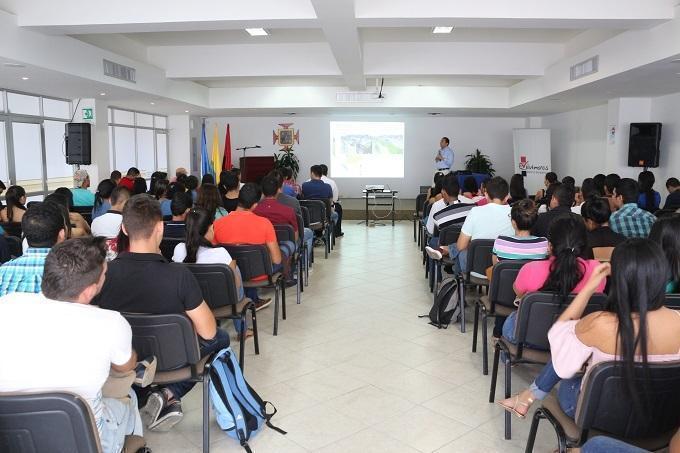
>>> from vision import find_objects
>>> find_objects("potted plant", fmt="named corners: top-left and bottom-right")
top-left (464, 149), bottom-right (495, 176)
top-left (273, 148), bottom-right (300, 179)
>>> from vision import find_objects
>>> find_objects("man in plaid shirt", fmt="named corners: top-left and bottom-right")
top-left (610, 178), bottom-right (656, 238)
top-left (0, 202), bottom-right (66, 296)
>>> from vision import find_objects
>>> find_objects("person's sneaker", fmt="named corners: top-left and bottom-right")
top-left (148, 400), bottom-right (183, 432)
top-left (313, 238), bottom-right (325, 247)
top-left (254, 298), bottom-right (271, 311)
top-left (285, 278), bottom-right (298, 288)
top-left (425, 246), bottom-right (443, 261)
top-left (134, 356), bottom-right (157, 388)
top-left (140, 391), bottom-right (164, 428)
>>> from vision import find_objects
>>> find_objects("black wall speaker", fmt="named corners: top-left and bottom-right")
top-left (65, 123), bottom-right (91, 165)
top-left (628, 122), bottom-right (661, 168)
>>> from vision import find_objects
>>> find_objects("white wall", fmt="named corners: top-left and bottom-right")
top-left (203, 115), bottom-right (526, 198)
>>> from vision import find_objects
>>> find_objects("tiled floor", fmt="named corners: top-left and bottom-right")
top-left (145, 223), bottom-right (559, 452)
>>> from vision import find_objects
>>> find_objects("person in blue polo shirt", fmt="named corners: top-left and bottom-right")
top-left (301, 165), bottom-right (338, 226)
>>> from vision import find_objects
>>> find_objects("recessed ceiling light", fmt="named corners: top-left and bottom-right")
top-left (150, 102), bottom-right (155, 105)
top-left (21, 76), bottom-right (29, 80)
top-left (184, 110), bottom-right (189, 113)
top-left (432, 26), bottom-right (453, 34)
top-left (245, 28), bottom-right (268, 36)
top-left (99, 92), bottom-right (106, 96)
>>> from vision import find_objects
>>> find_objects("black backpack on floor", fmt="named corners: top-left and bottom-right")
top-left (420, 275), bottom-right (463, 328)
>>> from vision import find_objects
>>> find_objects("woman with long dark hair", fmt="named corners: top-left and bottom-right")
top-left (499, 239), bottom-right (680, 419)
top-left (650, 215), bottom-right (680, 293)
top-left (218, 171), bottom-right (240, 213)
top-left (508, 174), bottom-right (527, 204)
top-left (132, 177), bottom-right (147, 196)
top-left (196, 183), bottom-right (227, 220)
top-left (1, 186), bottom-right (26, 223)
top-left (92, 179), bottom-right (116, 220)
top-left (501, 216), bottom-right (605, 344)
top-left (171, 207), bottom-right (249, 335)
top-left (638, 170), bottom-right (660, 212)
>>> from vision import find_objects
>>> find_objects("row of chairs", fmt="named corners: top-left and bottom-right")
top-left (414, 198), bottom-right (680, 451)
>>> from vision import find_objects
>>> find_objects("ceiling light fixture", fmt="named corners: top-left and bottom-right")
top-left (150, 102), bottom-right (155, 105)
top-left (99, 92), bottom-right (106, 96)
top-left (21, 76), bottom-right (29, 80)
top-left (245, 28), bottom-right (268, 36)
top-left (184, 110), bottom-right (189, 113)
top-left (432, 26), bottom-right (453, 34)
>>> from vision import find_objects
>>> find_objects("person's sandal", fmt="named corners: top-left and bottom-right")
top-left (497, 394), bottom-right (534, 419)
top-left (425, 246), bottom-right (443, 261)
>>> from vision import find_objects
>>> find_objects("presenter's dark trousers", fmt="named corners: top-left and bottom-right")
top-left (333, 202), bottom-right (343, 235)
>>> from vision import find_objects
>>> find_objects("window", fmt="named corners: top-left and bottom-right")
top-left (108, 108), bottom-right (168, 177)
top-left (0, 89), bottom-right (73, 197)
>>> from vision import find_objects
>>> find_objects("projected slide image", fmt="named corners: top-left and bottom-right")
top-left (330, 121), bottom-right (405, 177)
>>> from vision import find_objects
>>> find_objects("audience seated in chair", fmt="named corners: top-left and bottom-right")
top-left (94, 194), bottom-right (229, 432)
top-left (498, 238), bottom-right (680, 422)
top-left (637, 170), bottom-right (660, 213)
top-left (110, 170), bottom-right (122, 186)
top-left (54, 187), bottom-right (92, 237)
top-left (218, 171), bottom-right (240, 213)
top-left (649, 215), bottom-right (680, 294)
top-left (581, 197), bottom-right (625, 260)
top-left (91, 186), bottom-right (130, 239)
top-left (163, 192), bottom-right (193, 239)
top-left (458, 176), bottom-right (484, 204)
top-left (0, 185), bottom-right (26, 224)
top-left (663, 177), bottom-right (680, 210)
top-left (0, 237), bottom-right (144, 453)
top-left (185, 175), bottom-right (199, 203)
top-left (531, 183), bottom-right (579, 238)
top-left (71, 169), bottom-right (95, 207)
top-left (301, 165), bottom-right (338, 226)
top-left (425, 174), bottom-right (475, 250)
top-left (119, 167), bottom-right (140, 192)
top-left (610, 178), bottom-right (657, 238)
top-left (280, 166), bottom-right (301, 198)
top-left (534, 171), bottom-right (558, 205)
top-left (439, 176), bottom-right (514, 273)
top-left (0, 202), bottom-right (66, 296)
top-left (93, 178), bottom-right (116, 220)
top-left (254, 175), bottom-right (298, 259)
top-left (196, 183), bottom-right (227, 220)
top-left (319, 164), bottom-right (343, 237)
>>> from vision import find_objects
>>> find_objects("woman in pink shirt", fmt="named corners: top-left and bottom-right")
top-left (501, 216), bottom-right (605, 345)
top-left (499, 238), bottom-right (680, 420)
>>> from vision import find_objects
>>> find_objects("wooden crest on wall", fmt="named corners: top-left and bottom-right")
top-left (273, 123), bottom-right (300, 150)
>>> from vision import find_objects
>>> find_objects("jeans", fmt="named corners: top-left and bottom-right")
top-left (99, 391), bottom-right (142, 453)
top-left (557, 375), bottom-right (582, 418)
top-left (165, 328), bottom-right (230, 399)
top-left (331, 211), bottom-right (339, 225)
top-left (303, 228), bottom-right (313, 262)
top-left (581, 436), bottom-right (649, 453)
top-left (279, 240), bottom-right (295, 258)
top-left (446, 243), bottom-right (468, 274)
top-left (528, 360), bottom-right (561, 400)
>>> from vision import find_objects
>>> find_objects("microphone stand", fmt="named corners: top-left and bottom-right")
top-left (235, 145), bottom-right (261, 182)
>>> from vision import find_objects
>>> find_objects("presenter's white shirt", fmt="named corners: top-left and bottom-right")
top-left (461, 203), bottom-right (514, 240)
top-left (0, 292), bottom-right (132, 433)
top-left (91, 212), bottom-right (123, 239)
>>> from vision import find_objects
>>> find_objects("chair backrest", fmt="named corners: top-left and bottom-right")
top-left (0, 391), bottom-right (102, 453)
top-left (438, 225), bottom-right (461, 247)
top-left (515, 291), bottom-right (608, 350)
top-left (122, 312), bottom-right (200, 371)
top-left (422, 201), bottom-right (434, 221)
top-left (489, 260), bottom-right (530, 310)
top-left (220, 244), bottom-right (274, 283)
top-left (300, 206), bottom-right (311, 228)
top-left (70, 206), bottom-right (93, 225)
top-left (159, 237), bottom-right (183, 261)
top-left (575, 360), bottom-right (680, 446)
top-left (665, 293), bottom-right (680, 310)
top-left (273, 224), bottom-right (295, 244)
top-left (466, 239), bottom-right (495, 275)
top-left (592, 246), bottom-right (614, 262)
top-left (295, 214), bottom-right (304, 242)
top-left (299, 200), bottom-right (326, 226)
top-left (0, 223), bottom-right (22, 238)
top-left (179, 263), bottom-right (239, 311)
top-left (415, 193), bottom-right (428, 215)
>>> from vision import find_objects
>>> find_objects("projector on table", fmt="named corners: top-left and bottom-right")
top-left (365, 184), bottom-right (385, 192)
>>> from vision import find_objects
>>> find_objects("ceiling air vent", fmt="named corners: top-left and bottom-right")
top-left (103, 59), bottom-right (136, 83)
top-left (336, 91), bottom-right (384, 103)
top-left (570, 56), bottom-right (598, 81)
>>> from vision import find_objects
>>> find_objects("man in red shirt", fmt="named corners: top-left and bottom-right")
top-left (254, 175), bottom-right (298, 244)
top-left (118, 167), bottom-right (140, 191)
top-left (213, 183), bottom-right (283, 305)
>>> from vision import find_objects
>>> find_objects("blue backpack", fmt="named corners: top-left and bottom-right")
top-left (209, 348), bottom-right (286, 452)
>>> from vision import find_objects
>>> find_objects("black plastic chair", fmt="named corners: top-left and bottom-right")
top-left (0, 391), bottom-right (102, 453)
top-left (221, 244), bottom-right (286, 336)
top-left (294, 213), bottom-right (310, 288)
top-left (459, 239), bottom-right (495, 333)
top-left (526, 360), bottom-right (680, 453)
top-left (665, 293), bottom-right (680, 309)
top-left (300, 205), bottom-right (313, 267)
top-left (430, 225), bottom-right (461, 303)
top-left (180, 263), bottom-right (259, 370)
top-left (414, 193), bottom-right (428, 242)
top-left (0, 222), bottom-right (22, 238)
top-left (489, 291), bottom-right (608, 440)
top-left (472, 260), bottom-right (530, 375)
top-left (300, 200), bottom-right (331, 259)
top-left (159, 237), bottom-right (183, 261)
top-left (273, 224), bottom-right (302, 305)
top-left (123, 313), bottom-right (213, 453)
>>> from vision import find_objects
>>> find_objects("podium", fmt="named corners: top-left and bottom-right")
top-left (240, 156), bottom-right (274, 183)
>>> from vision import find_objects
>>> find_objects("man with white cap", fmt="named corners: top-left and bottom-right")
top-left (72, 169), bottom-right (95, 206)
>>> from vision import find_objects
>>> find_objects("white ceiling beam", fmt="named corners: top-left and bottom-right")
top-left (310, 0), bottom-right (365, 91)
top-left (355, 0), bottom-right (675, 29)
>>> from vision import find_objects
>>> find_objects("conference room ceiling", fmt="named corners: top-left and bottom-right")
top-left (0, 0), bottom-right (679, 116)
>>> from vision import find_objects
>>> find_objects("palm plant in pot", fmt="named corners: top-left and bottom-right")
top-left (464, 149), bottom-right (495, 176)
top-left (273, 148), bottom-right (300, 179)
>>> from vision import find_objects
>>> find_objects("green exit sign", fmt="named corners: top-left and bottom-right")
top-left (82, 108), bottom-right (94, 120)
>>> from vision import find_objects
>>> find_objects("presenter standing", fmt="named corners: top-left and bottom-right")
top-left (435, 137), bottom-right (454, 174)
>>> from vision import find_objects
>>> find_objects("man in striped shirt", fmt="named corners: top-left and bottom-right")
top-left (0, 202), bottom-right (67, 297)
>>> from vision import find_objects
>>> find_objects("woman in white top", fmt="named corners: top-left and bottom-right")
top-left (172, 207), bottom-right (250, 337)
